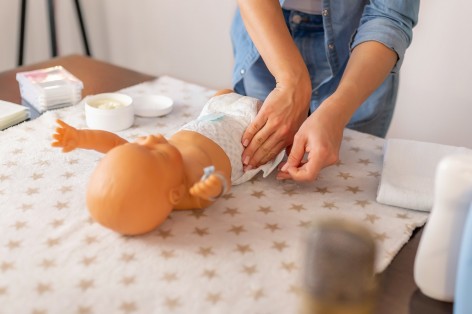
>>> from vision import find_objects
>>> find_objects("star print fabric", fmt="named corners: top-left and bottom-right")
top-left (0, 76), bottom-right (428, 314)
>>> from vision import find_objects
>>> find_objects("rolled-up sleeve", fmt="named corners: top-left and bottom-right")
top-left (350, 0), bottom-right (420, 73)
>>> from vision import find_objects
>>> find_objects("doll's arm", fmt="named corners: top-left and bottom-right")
top-left (189, 167), bottom-right (230, 201)
top-left (213, 89), bottom-right (233, 96)
top-left (52, 119), bottom-right (128, 153)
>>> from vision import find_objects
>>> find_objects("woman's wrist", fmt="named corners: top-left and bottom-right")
top-left (275, 69), bottom-right (312, 101)
top-left (317, 94), bottom-right (356, 130)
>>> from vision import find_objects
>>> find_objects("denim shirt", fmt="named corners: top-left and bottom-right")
top-left (231, 0), bottom-right (419, 86)
top-left (230, 0), bottom-right (419, 136)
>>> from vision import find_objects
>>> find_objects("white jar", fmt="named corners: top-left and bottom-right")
top-left (84, 93), bottom-right (133, 132)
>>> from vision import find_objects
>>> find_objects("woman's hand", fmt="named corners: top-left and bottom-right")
top-left (241, 79), bottom-right (311, 170)
top-left (51, 119), bottom-right (80, 152)
top-left (236, 0), bottom-right (312, 170)
top-left (275, 98), bottom-right (345, 182)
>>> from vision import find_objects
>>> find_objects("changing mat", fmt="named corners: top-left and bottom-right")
top-left (0, 76), bottom-right (428, 314)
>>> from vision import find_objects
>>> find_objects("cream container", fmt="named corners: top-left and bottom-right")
top-left (84, 93), bottom-right (134, 132)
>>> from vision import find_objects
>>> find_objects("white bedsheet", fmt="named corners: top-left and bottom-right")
top-left (0, 76), bottom-right (428, 314)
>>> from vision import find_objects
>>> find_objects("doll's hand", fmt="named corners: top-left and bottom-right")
top-left (190, 174), bottom-right (226, 201)
top-left (51, 119), bottom-right (80, 152)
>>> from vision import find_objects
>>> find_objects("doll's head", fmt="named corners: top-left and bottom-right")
top-left (86, 135), bottom-right (185, 235)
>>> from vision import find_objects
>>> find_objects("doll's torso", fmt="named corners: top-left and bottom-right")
top-left (179, 93), bottom-right (284, 185)
top-left (169, 129), bottom-right (231, 210)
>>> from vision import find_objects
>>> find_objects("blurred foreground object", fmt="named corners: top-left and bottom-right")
top-left (301, 218), bottom-right (377, 314)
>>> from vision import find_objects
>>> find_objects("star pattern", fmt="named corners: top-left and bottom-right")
top-left (6, 240), bottom-right (21, 250)
top-left (251, 190), bottom-right (265, 198)
top-left (228, 225), bottom-right (246, 235)
top-left (241, 264), bottom-right (257, 275)
top-left (0, 76), bottom-right (429, 313)
top-left (223, 207), bottom-right (240, 216)
top-left (264, 223), bottom-right (281, 232)
top-left (257, 206), bottom-right (273, 214)
top-left (314, 187), bottom-right (332, 194)
top-left (197, 247), bottom-right (214, 257)
top-left (81, 256), bottom-right (97, 267)
top-left (121, 276), bottom-right (136, 286)
top-left (206, 292), bottom-right (223, 304)
top-left (289, 204), bottom-right (306, 212)
top-left (39, 259), bottom-right (56, 269)
top-left (346, 186), bottom-right (363, 194)
top-left (235, 244), bottom-right (253, 255)
top-left (162, 272), bottom-right (178, 282)
top-left (193, 227), bottom-right (210, 237)
top-left (120, 301), bottom-right (137, 313)
top-left (156, 229), bottom-right (174, 239)
top-left (202, 269), bottom-right (218, 279)
top-left (282, 188), bottom-right (299, 196)
top-left (160, 249), bottom-right (176, 259)
top-left (364, 214), bottom-right (381, 224)
top-left (272, 241), bottom-right (289, 252)
top-left (36, 282), bottom-right (53, 295)
top-left (164, 297), bottom-right (181, 310)
top-left (78, 279), bottom-right (94, 292)
top-left (12, 220), bottom-right (27, 230)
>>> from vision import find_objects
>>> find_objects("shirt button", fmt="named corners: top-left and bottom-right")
top-left (328, 43), bottom-right (334, 50)
top-left (314, 90), bottom-right (319, 96)
top-left (240, 69), bottom-right (245, 75)
top-left (322, 9), bottom-right (329, 16)
top-left (292, 14), bottom-right (302, 24)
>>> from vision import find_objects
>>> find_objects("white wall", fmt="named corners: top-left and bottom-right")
top-left (387, 0), bottom-right (472, 148)
top-left (0, 0), bottom-right (471, 148)
top-left (0, 0), bottom-right (236, 89)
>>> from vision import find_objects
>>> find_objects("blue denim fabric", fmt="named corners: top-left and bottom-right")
top-left (230, 0), bottom-right (419, 138)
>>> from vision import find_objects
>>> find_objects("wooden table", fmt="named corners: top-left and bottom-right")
top-left (0, 54), bottom-right (154, 105)
top-left (0, 54), bottom-right (453, 314)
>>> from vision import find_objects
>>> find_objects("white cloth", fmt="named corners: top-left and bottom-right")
top-left (377, 138), bottom-right (472, 211)
top-left (179, 92), bottom-right (284, 185)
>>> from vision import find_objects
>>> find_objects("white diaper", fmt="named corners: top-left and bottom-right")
top-left (179, 93), bottom-right (284, 185)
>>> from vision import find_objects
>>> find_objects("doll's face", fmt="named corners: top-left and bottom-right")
top-left (86, 135), bottom-right (185, 235)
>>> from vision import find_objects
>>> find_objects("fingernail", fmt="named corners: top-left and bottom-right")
top-left (281, 164), bottom-right (289, 172)
top-left (243, 139), bottom-right (249, 147)
top-left (243, 156), bottom-right (250, 165)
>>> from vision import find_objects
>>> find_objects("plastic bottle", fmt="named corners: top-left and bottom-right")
top-left (454, 202), bottom-right (472, 314)
top-left (414, 154), bottom-right (472, 302)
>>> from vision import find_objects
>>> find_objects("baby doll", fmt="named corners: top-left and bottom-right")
top-left (52, 90), bottom-right (284, 235)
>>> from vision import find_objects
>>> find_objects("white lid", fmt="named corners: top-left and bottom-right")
top-left (133, 95), bottom-right (173, 117)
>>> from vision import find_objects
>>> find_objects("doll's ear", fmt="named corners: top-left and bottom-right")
top-left (169, 184), bottom-right (185, 205)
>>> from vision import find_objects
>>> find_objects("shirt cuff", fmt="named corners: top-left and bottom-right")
top-left (350, 17), bottom-right (411, 73)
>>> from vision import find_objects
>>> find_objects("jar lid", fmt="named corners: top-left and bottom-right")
top-left (133, 95), bottom-right (173, 117)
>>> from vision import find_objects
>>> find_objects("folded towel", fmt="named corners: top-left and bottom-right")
top-left (0, 99), bottom-right (30, 130)
top-left (377, 139), bottom-right (472, 211)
